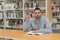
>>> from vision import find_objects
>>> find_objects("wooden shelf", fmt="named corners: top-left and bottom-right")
top-left (53, 22), bottom-right (60, 23)
top-left (52, 4), bottom-right (60, 7)
top-left (4, 9), bottom-right (23, 11)
top-left (53, 10), bottom-right (60, 12)
top-left (6, 18), bottom-right (23, 20)
top-left (24, 7), bottom-right (46, 10)
top-left (0, 10), bottom-right (3, 11)
top-left (5, 26), bottom-right (23, 30)
top-left (53, 16), bottom-right (60, 18)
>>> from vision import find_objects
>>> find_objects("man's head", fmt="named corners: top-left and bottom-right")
top-left (33, 8), bottom-right (42, 19)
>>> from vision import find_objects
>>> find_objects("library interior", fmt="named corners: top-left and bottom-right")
top-left (0, 0), bottom-right (60, 40)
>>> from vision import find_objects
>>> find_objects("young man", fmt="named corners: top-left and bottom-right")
top-left (24, 8), bottom-right (52, 33)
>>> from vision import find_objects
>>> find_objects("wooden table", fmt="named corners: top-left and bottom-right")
top-left (0, 29), bottom-right (60, 40)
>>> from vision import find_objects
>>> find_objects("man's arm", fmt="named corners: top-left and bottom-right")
top-left (24, 21), bottom-right (31, 32)
top-left (39, 19), bottom-right (52, 33)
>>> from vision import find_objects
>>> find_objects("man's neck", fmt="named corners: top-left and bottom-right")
top-left (35, 18), bottom-right (40, 22)
top-left (35, 16), bottom-right (42, 22)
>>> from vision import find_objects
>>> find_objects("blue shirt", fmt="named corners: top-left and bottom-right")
top-left (24, 16), bottom-right (52, 33)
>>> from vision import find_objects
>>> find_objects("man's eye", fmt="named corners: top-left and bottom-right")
top-left (35, 13), bottom-right (37, 14)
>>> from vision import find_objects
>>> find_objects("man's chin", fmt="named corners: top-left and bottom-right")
top-left (36, 17), bottom-right (40, 19)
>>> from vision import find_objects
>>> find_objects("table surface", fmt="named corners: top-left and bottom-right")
top-left (0, 29), bottom-right (60, 40)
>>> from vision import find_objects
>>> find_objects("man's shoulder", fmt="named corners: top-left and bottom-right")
top-left (41, 16), bottom-right (47, 21)
top-left (42, 16), bottom-right (52, 23)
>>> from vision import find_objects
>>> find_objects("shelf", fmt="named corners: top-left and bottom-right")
top-left (53, 10), bottom-right (60, 12)
top-left (52, 5), bottom-right (60, 7)
top-left (52, 28), bottom-right (60, 30)
top-left (5, 26), bottom-right (23, 30)
top-left (6, 27), bottom-right (23, 30)
top-left (53, 16), bottom-right (60, 18)
top-left (53, 22), bottom-right (60, 23)
top-left (4, 8), bottom-right (23, 11)
top-left (6, 18), bottom-right (23, 20)
top-left (24, 7), bottom-right (46, 10)
top-left (6, 26), bottom-right (23, 28)
top-left (0, 10), bottom-right (3, 11)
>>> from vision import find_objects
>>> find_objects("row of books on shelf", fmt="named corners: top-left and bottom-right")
top-left (52, 0), bottom-right (60, 11)
top-left (52, 23), bottom-right (60, 29)
top-left (52, 0), bottom-right (60, 6)
top-left (0, 11), bottom-right (23, 19)
top-left (6, 10), bottom-right (23, 19)
top-left (4, 3), bottom-right (19, 10)
top-left (0, 19), bottom-right (23, 27)
top-left (6, 19), bottom-right (23, 27)
top-left (52, 6), bottom-right (60, 11)
top-left (2, 1), bottom-right (22, 10)
top-left (24, 1), bottom-right (45, 8)
top-left (52, 12), bottom-right (60, 17)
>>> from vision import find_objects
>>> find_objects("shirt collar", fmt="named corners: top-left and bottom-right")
top-left (33, 16), bottom-right (43, 23)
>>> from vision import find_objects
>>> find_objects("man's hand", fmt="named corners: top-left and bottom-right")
top-left (32, 30), bottom-right (40, 33)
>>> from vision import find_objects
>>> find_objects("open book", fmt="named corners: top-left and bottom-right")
top-left (27, 31), bottom-right (43, 35)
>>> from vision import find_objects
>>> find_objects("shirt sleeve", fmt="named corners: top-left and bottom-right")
top-left (39, 18), bottom-right (52, 33)
top-left (24, 20), bottom-right (31, 32)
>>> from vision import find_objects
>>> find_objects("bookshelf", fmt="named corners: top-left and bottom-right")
top-left (0, 0), bottom-right (4, 27)
top-left (3, 0), bottom-right (23, 30)
top-left (52, 0), bottom-right (60, 29)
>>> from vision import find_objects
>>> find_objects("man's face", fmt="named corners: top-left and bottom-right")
top-left (33, 10), bottom-right (42, 19)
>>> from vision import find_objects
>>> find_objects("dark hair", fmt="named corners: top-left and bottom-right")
top-left (34, 8), bottom-right (42, 13)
